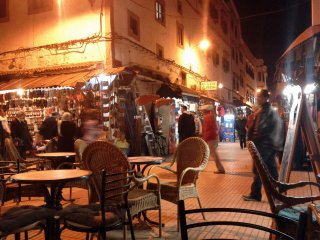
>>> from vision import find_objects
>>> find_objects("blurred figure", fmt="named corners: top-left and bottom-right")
top-left (243, 89), bottom-right (284, 202)
top-left (39, 112), bottom-right (59, 140)
top-left (178, 105), bottom-right (195, 142)
top-left (246, 106), bottom-right (257, 139)
top-left (10, 111), bottom-right (33, 158)
top-left (191, 111), bottom-right (202, 136)
top-left (201, 105), bottom-right (225, 174)
top-left (81, 109), bottom-right (104, 144)
top-left (235, 112), bottom-right (247, 149)
top-left (0, 109), bottom-right (10, 158)
top-left (114, 131), bottom-right (130, 156)
top-left (57, 112), bottom-right (76, 152)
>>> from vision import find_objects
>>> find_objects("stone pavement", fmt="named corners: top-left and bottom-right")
top-left (5, 142), bottom-right (319, 239)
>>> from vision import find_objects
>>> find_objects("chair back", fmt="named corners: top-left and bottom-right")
top-left (4, 138), bottom-right (21, 162)
top-left (173, 137), bottom-right (209, 185)
top-left (178, 200), bottom-right (306, 240)
top-left (82, 141), bottom-right (133, 203)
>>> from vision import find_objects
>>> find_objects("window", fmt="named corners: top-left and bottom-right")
top-left (232, 47), bottom-right (235, 60)
top-left (221, 12), bottom-right (228, 35)
top-left (180, 71), bottom-right (187, 86)
top-left (177, 22), bottom-right (184, 47)
top-left (222, 57), bottom-right (230, 72)
top-left (128, 10), bottom-right (140, 41)
top-left (177, 0), bottom-right (182, 15)
top-left (28, 0), bottom-right (53, 15)
top-left (0, 0), bottom-right (9, 23)
top-left (240, 72), bottom-right (244, 87)
top-left (239, 52), bottom-right (243, 63)
top-left (209, 2), bottom-right (219, 22)
top-left (155, 0), bottom-right (165, 25)
top-left (156, 44), bottom-right (164, 58)
top-left (212, 49), bottom-right (219, 66)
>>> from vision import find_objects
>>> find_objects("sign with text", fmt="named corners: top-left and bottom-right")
top-left (201, 81), bottom-right (217, 90)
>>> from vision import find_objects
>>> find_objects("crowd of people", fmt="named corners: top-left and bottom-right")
top-left (0, 108), bottom-right (130, 162)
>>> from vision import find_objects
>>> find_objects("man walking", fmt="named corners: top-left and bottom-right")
top-left (235, 112), bottom-right (247, 149)
top-left (202, 105), bottom-right (225, 174)
top-left (243, 89), bottom-right (284, 201)
top-left (178, 105), bottom-right (195, 142)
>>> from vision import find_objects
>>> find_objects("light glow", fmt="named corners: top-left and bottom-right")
top-left (218, 83), bottom-right (223, 89)
top-left (304, 83), bottom-right (317, 94)
top-left (17, 89), bottom-right (24, 96)
top-left (198, 39), bottom-right (210, 51)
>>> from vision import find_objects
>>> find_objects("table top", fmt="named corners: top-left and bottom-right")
top-left (128, 156), bottom-right (164, 164)
top-left (10, 169), bottom-right (92, 184)
top-left (36, 152), bottom-right (76, 158)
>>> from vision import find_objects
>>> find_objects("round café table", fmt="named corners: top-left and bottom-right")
top-left (10, 169), bottom-right (92, 240)
top-left (36, 152), bottom-right (76, 169)
top-left (128, 156), bottom-right (164, 175)
top-left (10, 169), bottom-right (91, 209)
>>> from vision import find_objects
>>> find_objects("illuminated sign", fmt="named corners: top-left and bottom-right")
top-left (201, 81), bottom-right (217, 90)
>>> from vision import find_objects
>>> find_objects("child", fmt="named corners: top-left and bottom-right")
top-left (114, 131), bottom-right (129, 156)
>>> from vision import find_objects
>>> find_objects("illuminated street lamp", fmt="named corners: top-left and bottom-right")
top-left (218, 83), bottom-right (223, 89)
top-left (198, 39), bottom-right (210, 51)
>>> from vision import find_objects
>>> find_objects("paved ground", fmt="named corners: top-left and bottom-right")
top-left (5, 142), bottom-right (319, 239)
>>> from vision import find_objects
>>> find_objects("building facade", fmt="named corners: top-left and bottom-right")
top-left (0, 0), bottom-right (266, 107)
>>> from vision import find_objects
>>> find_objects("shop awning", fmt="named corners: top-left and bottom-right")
top-left (0, 69), bottom-right (103, 91)
top-left (179, 85), bottom-right (200, 102)
top-left (156, 83), bottom-right (182, 99)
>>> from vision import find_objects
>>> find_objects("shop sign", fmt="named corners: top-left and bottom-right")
top-left (201, 81), bottom-right (217, 90)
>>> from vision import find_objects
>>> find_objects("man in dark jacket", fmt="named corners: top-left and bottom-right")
top-left (39, 112), bottom-right (58, 140)
top-left (10, 111), bottom-right (33, 158)
top-left (243, 89), bottom-right (284, 202)
top-left (235, 112), bottom-right (247, 149)
top-left (178, 105), bottom-right (195, 142)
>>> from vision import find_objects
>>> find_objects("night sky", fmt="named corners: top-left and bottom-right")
top-left (234, 0), bottom-right (312, 87)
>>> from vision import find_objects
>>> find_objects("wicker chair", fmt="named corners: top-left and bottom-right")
top-left (147, 137), bottom-right (210, 230)
top-left (0, 205), bottom-right (56, 240)
top-left (59, 141), bottom-right (162, 239)
top-left (247, 141), bottom-right (320, 239)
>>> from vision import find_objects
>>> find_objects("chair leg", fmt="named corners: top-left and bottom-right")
top-left (158, 207), bottom-right (162, 238)
top-left (14, 233), bottom-right (20, 240)
top-left (177, 204), bottom-right (180, 232)
top-left (24, 231), bottom-right (28, 240)
top-left (126, 207), bottom-right (135, 240)
top-left (196, 197), bottom-right (206, 220)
